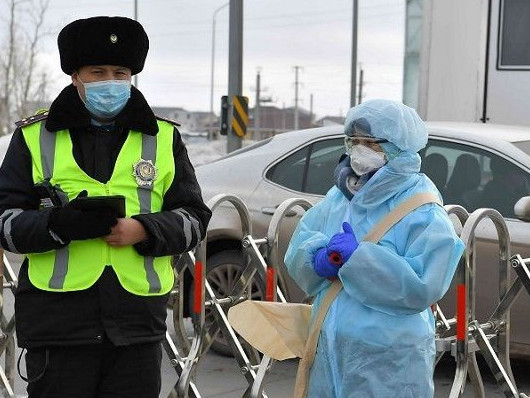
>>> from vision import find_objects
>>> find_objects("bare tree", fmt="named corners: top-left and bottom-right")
top-left (0, 0), bottom-right (51, 135)
top-left (0, 0), bottom-right (18, 135)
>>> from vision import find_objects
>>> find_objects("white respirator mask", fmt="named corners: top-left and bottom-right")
top-left (348, 144), bottom-right (387, 176)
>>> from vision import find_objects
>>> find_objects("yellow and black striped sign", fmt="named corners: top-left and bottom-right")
top-left (231, 95), bottom-right (248, 137)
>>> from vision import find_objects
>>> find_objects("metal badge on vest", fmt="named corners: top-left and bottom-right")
top-left (132, 159), bottom-right (157, 187)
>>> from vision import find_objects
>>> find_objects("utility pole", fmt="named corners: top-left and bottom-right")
top-left (350, 0), bottom-right (358, 107)
top-left (282, 102), bottom-right (286, 131)
top-left (254, 69), bottom-right (261, 137)
top-left (209, 3), bottom-right (229, 141)
top-left (293, 66), bottom-right (302, 130)
top-left (227, 0), bottom-right (243, 153)
top-left (357, 67), bottom-right (364, 105)
top-left (309, 93), bottom-right (313, 127)
top-left (133, 0), bottom-right (139, 88)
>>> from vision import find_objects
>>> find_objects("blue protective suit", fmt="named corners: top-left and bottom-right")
top-left (285, 151), bottom-right (464, 398)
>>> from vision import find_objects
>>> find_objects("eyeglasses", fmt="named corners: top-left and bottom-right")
top-left (345, 137), bottom-right (388, 145)
top-left (344, 136), bottom-right (388, 153)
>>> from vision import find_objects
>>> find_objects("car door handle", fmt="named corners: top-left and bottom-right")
top-left (261, 206), bottom-right (297, 217)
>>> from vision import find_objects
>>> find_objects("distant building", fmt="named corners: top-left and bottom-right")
top-left (1, 101), bottom-right (216, 135)
top-left (315, 116), bottom-right (345, 127)
top-left (151, 107), bottom-right (215, 132)
top-left (249, 105), bottom-right (313, 132)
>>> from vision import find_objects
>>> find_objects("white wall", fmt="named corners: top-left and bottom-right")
top-left (415, 0), bottom-right (530, 126)
top-left (485, 2), bottom-right (530, 125)
top-left (418, 0), bottom-right (488, 122)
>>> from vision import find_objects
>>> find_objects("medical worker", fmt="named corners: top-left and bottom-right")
top-left (285, 99), bottom-right (464, 397)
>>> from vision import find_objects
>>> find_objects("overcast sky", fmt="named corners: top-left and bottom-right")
top-left (4, 0), bottom-right (406, 120)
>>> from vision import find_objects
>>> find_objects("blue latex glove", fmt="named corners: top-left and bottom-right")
top-left (327, 222), bottom-right (358, 263)
top-left (313, 248), bottom-right (340, 279)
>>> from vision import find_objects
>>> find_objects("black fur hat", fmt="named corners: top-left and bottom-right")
top-left (58, 16), bottom-right (149, 75)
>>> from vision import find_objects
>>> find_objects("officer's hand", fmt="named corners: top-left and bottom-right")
top-left (48, 191), bottom-right (118, 242)
top-left (313, 248), bottom-right (341, 279)
top-left (103, 218), bottom-right (148, 247)
top-left (326, 222), bottom-right (358, 264)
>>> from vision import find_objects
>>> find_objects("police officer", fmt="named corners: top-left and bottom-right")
top-left (0, 16), bottom-right (211, 397)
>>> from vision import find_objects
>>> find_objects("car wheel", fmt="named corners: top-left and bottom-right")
top-left (191, 249), bottom-right (265, 357)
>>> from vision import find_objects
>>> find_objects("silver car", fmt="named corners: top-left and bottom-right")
top-left (194, 122), bottom-right (530, 357)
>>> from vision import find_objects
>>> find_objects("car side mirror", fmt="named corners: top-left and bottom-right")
top-left (514, 196), bottom-right (530, 221)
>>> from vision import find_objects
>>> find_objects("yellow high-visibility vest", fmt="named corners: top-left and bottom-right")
top-left (21, 120), bottom-right (175, 296)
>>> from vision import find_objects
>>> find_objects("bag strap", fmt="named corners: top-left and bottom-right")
top-left (364, 192), bottom-right (441, 242)
top-left (293, 192), bottom-right (442, 398)
top-left (293, 279), bottom-right (342, 397)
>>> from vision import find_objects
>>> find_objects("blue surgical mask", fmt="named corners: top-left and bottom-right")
top-left (78, 79), bottom-right (131, 120)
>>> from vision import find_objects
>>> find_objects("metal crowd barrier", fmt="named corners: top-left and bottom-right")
top-left (433, 207), bottom-right (530, 398)
top-left (1, 197), bottom-right (530, 398)
top-left (168, 195), bottom-right (313, 398)
top-left (0, 251), bottom-right (16, 397)
top-left (170, 193), bottom-right (273, 398)
top-left (163, 249), bottom-right (202, 398)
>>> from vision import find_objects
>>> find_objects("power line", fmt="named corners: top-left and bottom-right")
top-left (147, 10), bottom-right (403, 36)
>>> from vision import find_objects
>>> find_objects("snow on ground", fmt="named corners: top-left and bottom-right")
top-left (0, 134), bottom-right (12, 165)
top-left (184, 136), bottom-right (227, 167)
top-left (184, 135), bottom-right (257, 167)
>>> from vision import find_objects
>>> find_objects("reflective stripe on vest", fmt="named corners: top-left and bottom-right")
top-left (22, 121), bottom-right (175, 296)
top-left (139, 133), bottom-right (159, 293)
top-left (37, 125), bottom-right (70, 289)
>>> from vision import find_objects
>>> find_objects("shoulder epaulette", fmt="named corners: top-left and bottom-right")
top-left (155, 115), bottom-right (181, 127)
top-left (15, 110), bottom-right (49, 129)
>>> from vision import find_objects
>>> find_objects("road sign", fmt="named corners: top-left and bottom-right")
top-left (231, 95), bottom-right (248, 137)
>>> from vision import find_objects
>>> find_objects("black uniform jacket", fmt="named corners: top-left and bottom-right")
top-left (0, 84), bottom-right (212, 348)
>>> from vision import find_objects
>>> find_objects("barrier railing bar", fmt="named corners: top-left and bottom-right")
top-left (162, 331), bottom-right (202, 398)
top-left (267, 198), bottom-right (313, 304)
top-left (171, 264), bottom-right (191, 353)
top-left (444, 205), bottom-right (478, 398)
top-left (448, 256), bottom-right (470, 398)
top-left (177, 245), bottom-right (207, 397)
top-left (203, 280), bottom-right (267, 397)
top-left (489, 278), bottom-right (524, 322)
top-left (511, 255), bottom-right (530, 294)
top-left (0, 368), bottom-right (14, 398)
top-left (201, 234), bottom-right (264, 346)
top-left (471, 321), bottom-right (519, 397)
top-left (0, 252), bottom-right (16, 396)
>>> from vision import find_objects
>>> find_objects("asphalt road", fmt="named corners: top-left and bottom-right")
top-left (157, 348), bottom-right (530, 398)
top-left (7, 312), bottom-right (530, 397)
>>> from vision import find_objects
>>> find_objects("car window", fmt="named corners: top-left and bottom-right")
top-left (305, 139), bottom-right (345, 195)
top-left (421, 139), bottom-right (530, 218)
top-left (266, 138), bottom-right (344, 195)
top-left (266, 146), bottom-right (309, 192)
top-left (513, 140), bottom-right (530, 156)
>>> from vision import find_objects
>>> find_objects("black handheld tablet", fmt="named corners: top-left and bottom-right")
top-left (71, 195), bottom-right (126, 218)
